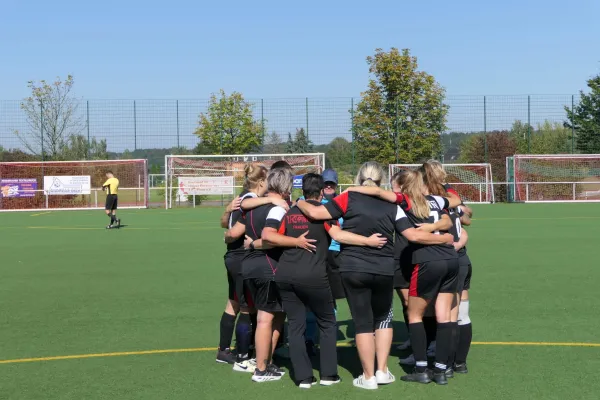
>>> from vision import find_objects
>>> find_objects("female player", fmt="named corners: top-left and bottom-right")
top-left (216, 164), bottom-right (268, 366)
top-left (421, 160), bottom-right (473, 374)
top-left (297, 162), bottom-right (453, 390)
top-left (346, 169), bottom-right (462, 385)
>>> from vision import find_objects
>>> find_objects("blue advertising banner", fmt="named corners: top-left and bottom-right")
top-left (292, 175), bottom-right (304, 189)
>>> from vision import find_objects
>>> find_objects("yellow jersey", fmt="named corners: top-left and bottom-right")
top-left (103, 177), bottom-right (119, 195)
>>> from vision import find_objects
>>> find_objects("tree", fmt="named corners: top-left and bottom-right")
top-left (14, 75), bottom-right (85, 160)
top-left (353, 48), bottom-right (448, 164)
top-left (193, 90), bottom-right (263, 154)
top-left (565, 74), bottom-right (600, 153)
top-left (510, 120), bottom-right (571, 154)
top-left (292, 128), bottom-right (314, 153)
top-left (59, 135), bottom-right (108, 161)
top-left (263, 131), bottom-right (284, 154)
top-left (121, 149), bottom-right (133, 159)
top-left (323, 137), bottom-right (353, 170)
top-left (285, 132), bottom-right (295, 153)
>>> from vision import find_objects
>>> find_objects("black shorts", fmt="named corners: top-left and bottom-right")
top-left (409, 258), bottom-right (459, 300)
top-left (105, 194), bottom-right (118, 211)
top-left (341, 271), bottom-right (394, 334)
top-left (327, 251), bottom-right (345, 299)
top-left (245, 278), bottom-right (283, 313)
top-left (393, 260), bottom-right (414, 289)
top-left (457, 253), bottom-right (472, 292)
top-left (225, 254), bottom-right (253, 307)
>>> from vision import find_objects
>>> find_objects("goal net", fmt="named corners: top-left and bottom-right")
top-left (510, 154), bottom-right (600, 202)
top-left (0, 159), bottom-right (148, 211)
top-left (165, 153), bottom-right (326, 208)
top-left (388, 163), bottom-right (494, 203)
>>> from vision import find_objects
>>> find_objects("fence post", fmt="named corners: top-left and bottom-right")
top-left (483, 96), bottom-right (488, 163)
top-left (305, 97), bottom-right (309, 141)
top-left (86, 100), bottom-right (90, 159)
top-left (176, 100), bottom-right (180, 148)
top-left (261, 99), bottom-right (265, 147)
top-left (351, 98), bottom-right (355, 169)
top-left (571, 95), bottom-right (575, 153)
top-left (40, 101), bottom-right (44, 161)
top-left (133, 100), bottom-right (137, 151)
top-left (395, 98), bottom-right (399, 163)
top-left (527, 95), bottom-right (531, 153)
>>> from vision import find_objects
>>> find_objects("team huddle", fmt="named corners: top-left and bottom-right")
top-left (216, 159), bottom-right (474, 389)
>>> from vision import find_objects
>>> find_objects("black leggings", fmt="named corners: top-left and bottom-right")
top-left (341, 272), bottom-right (394, 334)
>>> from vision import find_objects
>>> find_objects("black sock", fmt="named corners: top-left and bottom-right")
top-left (448, 322), bottom-right (459, 367)
top-left (423, 316), bottom-right (437, 347)
top-left (110, 215), bottom-right (116, 224)
top-left (455, 323), bottom-right (472, 364)
top-left (408, 322), bottom-right (428, 373)
top-left (434, 322), bottom-right (455, 372)
top-left (235, 313), bottom-right (252, 358)
top-left (219, 312), bottom-right (236, 351)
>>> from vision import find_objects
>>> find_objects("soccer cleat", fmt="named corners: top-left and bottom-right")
top-left (375, 369), bottom-right (396, 385)
top-left (116, 218), bottom-right (121, 228)
top-left (453, 363), bottom-right (468, 374)
top-left (319, 375), bottom-right (341, 386)
top-left (298, 377), bottom-right (317, 389)
top-left (215, 348), bottom-right (235, 364)
top-left (352, 374), bottom-right (378, 390)
top-left (252, 368), bottom-right (283, 382)
top-left (106, 225), bottom-right (113, 229)
top-left (396, 339), bottom-right (411, 351)
top-left (233, 358), bottom-right (256, 373)
top-left (400, 369), bottom-right (432, 384)
top-left (399, 353), bottom-right (416, 365)
top-left (445, 367), bottom-right (454, 378)
top-left (432, 370), bottom-right (448, 385)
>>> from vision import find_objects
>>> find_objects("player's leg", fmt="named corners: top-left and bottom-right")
top-left (372, 275), bottom-right (395, 385)
top-left (233, 279), bottom-right (256, 372)
top-left (455, 263), bottom-right (472, 373)
top-left (216, 266), bottom-right (239, 364)
top-left (104, 195), bottom-right (114, 228)
top-left (112, 196), bottom-right (119, 227)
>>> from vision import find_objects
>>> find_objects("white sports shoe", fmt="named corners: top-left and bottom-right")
top-left (399, 353), bottom-right (416, 365)
top-left (233, 358), bottom-right (257, 373)
top-left (352, 374), bottom-right (378, 390)
top-left (427, 341), bottom-right (436, 357)
top-left (396, 339), bottom-right (411, 351)
top-left (375, 369), bottom-right (396, 385)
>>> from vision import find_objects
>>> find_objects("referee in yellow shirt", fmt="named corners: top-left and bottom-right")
top-left (102, 171), bottom-right (121, 229)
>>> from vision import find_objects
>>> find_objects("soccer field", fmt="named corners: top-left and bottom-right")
top-left (1, 204), bottom-right (600, 400)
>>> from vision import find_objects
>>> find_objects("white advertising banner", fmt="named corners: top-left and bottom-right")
top-left (178, 176), bottom-right (234, 196)
top-left (44, 176), bottom-right (91, 195)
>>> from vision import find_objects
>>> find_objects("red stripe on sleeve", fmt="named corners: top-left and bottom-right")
top-left (278, 219), bottom-right (286, 234)
top-left (447, 188), bottom-right (459, 197)
top-left (323, 222), bottom-right (332, 232)
top-left (333, 191), bottom-right (349, 214)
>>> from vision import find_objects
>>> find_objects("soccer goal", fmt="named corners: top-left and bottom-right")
top-left (507, 154), bottom-right (600, 202)
top-left (164, 153), bottom-right (326, 208)
top-left (0, 159), bottom-right (148, 212)
top-left (388, 163), bottom-right (495, 203)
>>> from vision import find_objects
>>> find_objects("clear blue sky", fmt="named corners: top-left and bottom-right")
top-left (1, 0), bottom-right (599, 100)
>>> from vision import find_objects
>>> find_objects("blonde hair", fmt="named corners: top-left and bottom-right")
top-left (355, 161), bottom-right (384, 187)
top-left (243, 164), bottom-right (268, 190)
top-left (267, 168), bottom-right (293, 195)
top-left (401, 170), bottom-right (430, 219)
top-left (391, 170), bottom-right (410, 191)
top-left (420, 160), bottom-right (447, 197)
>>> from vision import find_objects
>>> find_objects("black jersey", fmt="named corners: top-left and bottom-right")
top-left (449, 206), bottom-right (467, 256)
top-left (275, 200), bottom-right (336, 287)
top-left (324, 191), bottom-right (407, 276)
top-left (242, 203), bottom-right (286, 280)
top-left (394, 194), bottom-right (458, 264)
top-left (226, 191), bottom-right (257, 256)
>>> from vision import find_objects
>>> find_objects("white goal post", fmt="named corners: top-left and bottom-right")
top-left (0, 159), bottom-right (149, 212)
top-left (388, 163), bottom-right (495, 203)
top-left (164, 153), bottom-right (326, 209)
top-left (508, 154), bottom-right (600, 202)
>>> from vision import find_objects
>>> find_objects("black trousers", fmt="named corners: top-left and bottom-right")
top-left (277, 282), bottom-right (338, 382)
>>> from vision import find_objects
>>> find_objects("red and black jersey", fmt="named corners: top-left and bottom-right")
top-left (394, 194), bottom-right (458, 264)
top-left (449, 206), bottom-right (467, 256)
top-left (324, 191), bottom-right (406, 276)
top-left (226, 191), bottom-right (257, 256)
top-left (242, 203), bottom-right (286, 280)
top-left (275, 200), bottom-right (336, 287)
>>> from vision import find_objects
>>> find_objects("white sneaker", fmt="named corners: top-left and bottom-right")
top-left (233, 358), bottom-right (256, 373)
top-left (375, 369), bottom-right (396, 385)
top-left (399, 354), bottom-right (416, 366)
top-left (396, 339), bottom-right (411, 351)
top-left (352, 374), bottom-right (378, 390)
top-left (251, 368), bottom-right (283, 382)
top-left (427, 341), bottom-right (436, 357)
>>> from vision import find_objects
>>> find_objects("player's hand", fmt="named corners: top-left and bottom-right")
top-left (227, 197), bottom-right (242, 212)
top-left (415, 223), bottom-right (436, 233)
top-left (271, 198), bottom-right (290, 211)
top-left (296, 231), bottom-right (317, 252)
top-left (453, 242), bottom-right (462, 251)
top-left (244, 235), bottom-right (253, 249)
top-left (442, 233), bottom-right (454, 244)
top-left (366, 233), bottom-right (387, 248)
